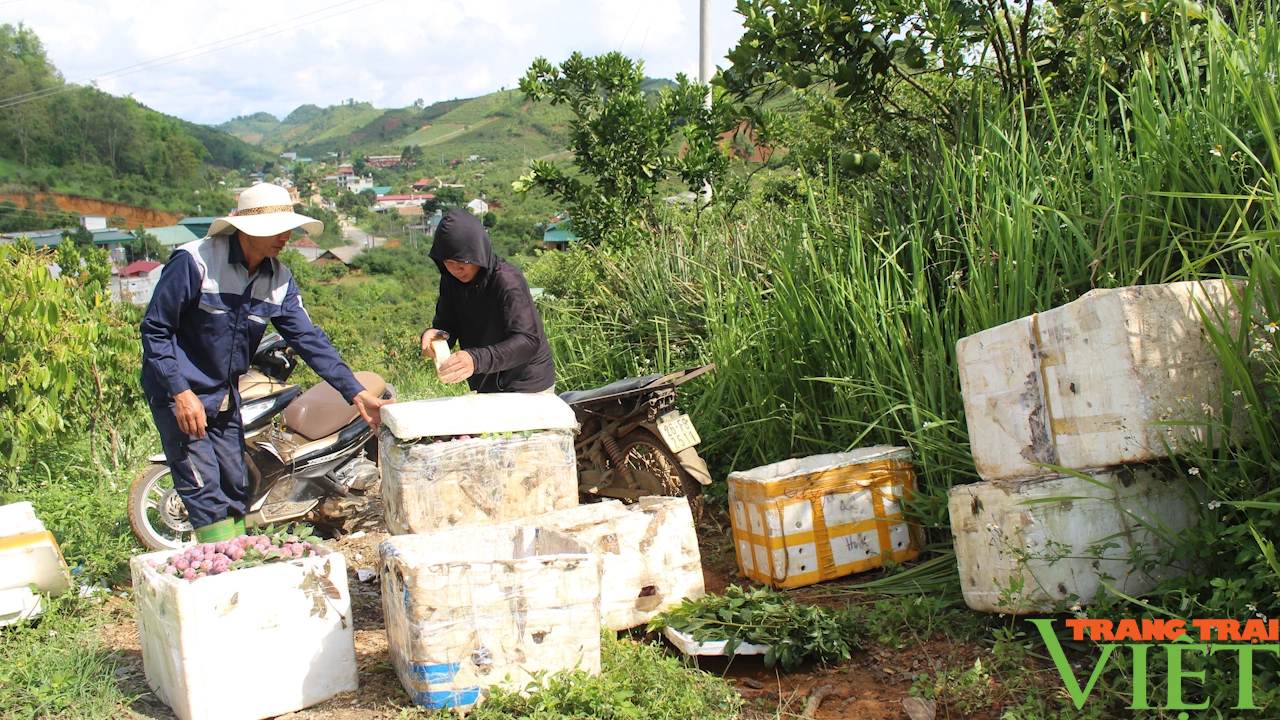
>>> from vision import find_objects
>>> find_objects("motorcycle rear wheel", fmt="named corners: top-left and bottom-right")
top-left (128, 464), bottom-right (195, 551)
top-left (616, 429), bottom-right (705, 519)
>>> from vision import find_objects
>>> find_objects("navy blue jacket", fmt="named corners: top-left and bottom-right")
top-left (140, 234), bottom-right (366, 414)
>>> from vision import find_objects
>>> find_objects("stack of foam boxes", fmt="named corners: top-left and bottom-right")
top-left (377, 393), bottom-right (705, 711)
top-left (951, 280), bottom-right (1240, 614)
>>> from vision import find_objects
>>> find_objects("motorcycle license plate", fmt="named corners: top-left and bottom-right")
top-left (657, 412), bottom-right (701, 453)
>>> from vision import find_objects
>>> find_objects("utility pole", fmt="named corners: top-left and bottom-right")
top-left (699, 0), bottom-right (712, 109)
top-left (699, 0), bottom-right (713, 203)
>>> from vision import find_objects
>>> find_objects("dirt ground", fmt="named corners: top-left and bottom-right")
top-left (102, 498), bottom-right (1011, 720)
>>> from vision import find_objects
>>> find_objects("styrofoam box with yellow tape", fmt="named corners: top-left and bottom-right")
top-left (727, 446), bottom-right (920, 589)
top-left (0, 501), bottom-right (71, 595)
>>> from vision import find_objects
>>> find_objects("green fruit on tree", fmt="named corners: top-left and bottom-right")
top-left (862, 151), bottom-right (882, 173)
top-left (839, 151), bottom-right (863, 173)
top-left (793, 70), bottom-right (813, 88)
top-left (903, 47), bottom-right (925, 70)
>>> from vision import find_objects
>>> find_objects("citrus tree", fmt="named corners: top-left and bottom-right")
top-left (515, 51), bottom-right (737, 246)
top-left (0, 240), bottom-right (140, 463)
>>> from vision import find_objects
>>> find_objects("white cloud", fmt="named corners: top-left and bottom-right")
top-left (6, 0), bottom-right (746, 125)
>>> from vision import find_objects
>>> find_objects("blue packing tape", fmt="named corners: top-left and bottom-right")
top-left (402, 661), bottom-right (460, 683)
top-left (410, 686), bottom-right (481, 709)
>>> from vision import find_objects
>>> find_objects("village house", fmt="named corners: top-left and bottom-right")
top-left (366, 155), bottom-right (404, 169)
top-left (542, 212), bottom-right (578, 250)
top-left (314, 245), bottom-right (362, 267)
top-left (346, 175), bottom-right (375, 194)
top-left (286, 235), bottom-right (323, 261)
top-left (374, 193), bottom-right (435, 214)
top-left (116, 259), bottom-right (164, 305)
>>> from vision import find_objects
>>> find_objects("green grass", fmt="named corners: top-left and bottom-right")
top-left (0, 595), bottom-right (138, 720)
top-left (411, 631), bottom-right (742, 720)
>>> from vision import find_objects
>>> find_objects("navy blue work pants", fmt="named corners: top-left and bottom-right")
top-left (148, 400), bottom-right (249, 529)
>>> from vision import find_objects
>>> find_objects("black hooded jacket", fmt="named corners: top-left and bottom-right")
top-left (428, 209), bottom-right (556, 393)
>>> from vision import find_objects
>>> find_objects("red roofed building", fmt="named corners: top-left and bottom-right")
top-left (120, 260), bottom-right (162, 277)
top-left (412, 178), bottom-right (439, 190)
top-left (117, 260), bottom-right (164, 305)
top-left (287, 235), bottom-right (323, 261)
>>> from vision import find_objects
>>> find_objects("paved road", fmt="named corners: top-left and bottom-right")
top-left (342, 224), bottom-right (385, 250)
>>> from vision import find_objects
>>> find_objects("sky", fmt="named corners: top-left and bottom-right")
top-left (2, 0), bottom-right (749, 127)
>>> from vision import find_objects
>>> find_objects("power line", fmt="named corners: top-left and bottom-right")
top-left (618, 1), bottom-right (644, 52)
top-left (0, 0), bottom-right (362, 109)
top-left (0, 0), bottom-right (391, 111)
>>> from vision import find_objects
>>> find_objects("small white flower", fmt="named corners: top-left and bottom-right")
top-left (1188, 467), bottom-right (1201, 476)
top-left (1233, 390), bottom-right (1243, 397)
top-left (1268, 322), bottom-right (1278, 334)
top-left (1211, 145), bottom-right (1224, 157)
top-left (1207, 500), bottom-right (1222, 510)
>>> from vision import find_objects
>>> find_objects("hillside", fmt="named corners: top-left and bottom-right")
top-left (0, 24), bottom-right (273, 222)
top-left (217, 80), bottom-right (676, 161)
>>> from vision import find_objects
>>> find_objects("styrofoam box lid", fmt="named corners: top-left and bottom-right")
top-left (662, 626), bottom-right (771, 656)
top-left (381, 393), bottom-right (578, 440)
top-left (728, 445), bottom-right (912, 483)
top-left (0, 502), bottom-right (45, 538)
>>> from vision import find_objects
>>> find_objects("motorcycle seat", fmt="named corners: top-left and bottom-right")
top-left (283, 371), bottom-right (387, 441)
top-left (559, 373), bottom-right (665, 405)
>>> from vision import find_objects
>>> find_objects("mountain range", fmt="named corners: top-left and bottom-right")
top-left (217, 79), bottom-right (677, 161)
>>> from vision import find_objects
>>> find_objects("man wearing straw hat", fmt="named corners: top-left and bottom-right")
top-left (140, 183), bottom-right (391, 543)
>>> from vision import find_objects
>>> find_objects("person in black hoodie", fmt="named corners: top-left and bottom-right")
top-left (419, 209), bottom-right (556, 392)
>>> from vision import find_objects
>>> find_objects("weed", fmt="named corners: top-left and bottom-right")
top-left (407, 632), bottom-right (741, 719)
top-left (0, 594), bottom-right (137, 720)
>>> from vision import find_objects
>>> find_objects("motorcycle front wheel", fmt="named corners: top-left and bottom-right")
top-left (128, 464), bottom-right (195, 551)
top-left (616, 429), bottom-right (705, 519)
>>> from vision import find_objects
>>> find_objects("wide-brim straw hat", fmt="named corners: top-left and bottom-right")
top-left (208, 183), bottom-right (322, 237)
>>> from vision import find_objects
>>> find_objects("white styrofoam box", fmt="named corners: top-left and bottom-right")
top-left (662, 626), bottom-right (771, 657)
top-left (380, 526), bottom-right (602, 711)
top-left (0, 501), bottom-right (71, 595)
top-left (0, 501), bottom-right (45, 536)
top-left (529, 497), bottom-right (704, 631)
top-left (957, 280), bottom-right (1242, 481)
top-left (130, 548), bottom-right (357, 720)
top-left (949, 466), bottom-right (1200, 614)
top-left (0, 586), bottom-right (42, 627)
top-left (380, 429), bottom-right (578, 535)
top-left (381, 392), bottom-right (577, 440)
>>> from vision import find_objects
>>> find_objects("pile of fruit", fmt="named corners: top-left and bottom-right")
top-left (149, 528), bottom-right (319, 580)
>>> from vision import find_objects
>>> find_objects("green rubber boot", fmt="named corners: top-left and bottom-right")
top-left (193, 518), bottom-right (236, 543)
top-left (231, 516), bottom-right (247, 538)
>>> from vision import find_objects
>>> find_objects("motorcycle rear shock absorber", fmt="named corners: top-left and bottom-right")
top-left (602, 434), bottom-right (635, 489)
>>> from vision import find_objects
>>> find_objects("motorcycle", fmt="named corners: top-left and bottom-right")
top-left (559, 364), bottom-right (715, 516)
top-left (128, 333), bottom-right (395, 550)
